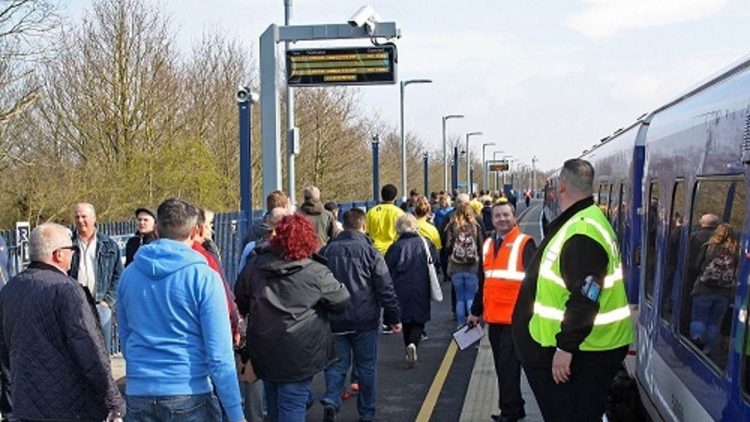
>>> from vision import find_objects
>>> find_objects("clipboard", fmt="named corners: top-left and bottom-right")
top-left (452, 324), bottom-right (484, 350)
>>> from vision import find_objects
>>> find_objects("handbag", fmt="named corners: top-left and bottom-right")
top-left (235, 350), bottom-right (258, 384)
top-left (421, 237), bottom-right (443, 302)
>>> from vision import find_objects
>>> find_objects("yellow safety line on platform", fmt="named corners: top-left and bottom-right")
top-left (416, 340), bottom-right (458, 422)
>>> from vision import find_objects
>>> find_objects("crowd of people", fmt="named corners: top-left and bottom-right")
top-left (0, 158), bottom-right (642, 422)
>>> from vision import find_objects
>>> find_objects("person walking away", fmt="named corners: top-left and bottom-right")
top-left (468, 199), bottom-right (536, 422)
top-left (125, 207), bottom-right (157, 267)
top-left (118, 198), bottom-right (245, 421)
top-left (415, 196), bottom-right (441, 252)
top-left (319, 208), bottom-right (402, 422)
top-left (445, 202), bottom-right (484, 327)
top-left (433, 194), bottom-right (453, 229)
top-left (512, 159), bottom-right (633, 422)
top-left (366, 184), bottom-right (404, 255)
top-left (690, 223), bottom-right (738, 355)
top-left (325, 201), bottom-right (344, 233)
top-left (385, 214), bottom-right (438, 368)
top-left (69, 202), bottom-right (122, 354)
top-left (235, 214), bottom-right (350, 422)
top-left (0, 223), bottom-right (124, 421)
top-left (299, 186), bottom-right (339, 247)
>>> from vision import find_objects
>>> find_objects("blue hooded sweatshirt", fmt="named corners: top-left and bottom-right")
top-left (117, 238), bottom-right (243, 421)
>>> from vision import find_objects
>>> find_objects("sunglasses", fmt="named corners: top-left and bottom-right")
top-left (55, 245), bottom-right (77, 253)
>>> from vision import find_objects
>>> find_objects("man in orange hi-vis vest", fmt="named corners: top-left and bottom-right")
top-left (468, 199), bottom-right (536, 422)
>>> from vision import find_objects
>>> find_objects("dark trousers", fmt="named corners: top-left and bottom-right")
top-left (402, 322), bottom-right (425, 348)
top-left (523, 347), bottom-right (627, 422)
top-left (488, 324), bottom-right (524, 419)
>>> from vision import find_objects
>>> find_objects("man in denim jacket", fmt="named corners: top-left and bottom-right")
top-left (68, 202), bottom-right (123, 354)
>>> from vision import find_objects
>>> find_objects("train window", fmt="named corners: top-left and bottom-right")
top-left (644, 182), bottom-right (659, 301)
top-left (608, 183), bottom-right (620, 229)
top-left (616, 183), bottom-right (626, 241)
top-left (679, 178), bottom-right (745, 371)
top-left (661, 181), bottom-right (686, 324)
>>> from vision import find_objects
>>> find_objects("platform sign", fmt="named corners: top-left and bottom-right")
top-left (488, 160), bottom-right (509, 172)
top-left (286, 45), bottom-right (397, 87)
top-left (15, 221), bottom-right (30, 268)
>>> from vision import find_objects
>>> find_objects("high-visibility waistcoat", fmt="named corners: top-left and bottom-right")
top-left (529, 204), bottom-right (634, 351)
top-left (482, 226), bottom-right (531, 324)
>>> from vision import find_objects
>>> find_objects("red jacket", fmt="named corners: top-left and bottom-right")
top-left (192, 242), bottom-right (240, 338)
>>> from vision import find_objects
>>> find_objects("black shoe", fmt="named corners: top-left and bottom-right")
top-left (490, 415), bottom-right (517, 422)
top-left (323, 404), bottom-right (336, 422)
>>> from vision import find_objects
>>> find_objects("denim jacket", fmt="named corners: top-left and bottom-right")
top-left (69, 231), bottom-right (122, 306)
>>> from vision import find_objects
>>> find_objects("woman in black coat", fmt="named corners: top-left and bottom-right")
top-left (385, 214), bottom-right (438, 369)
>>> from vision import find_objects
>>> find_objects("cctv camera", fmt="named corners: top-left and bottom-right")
top-left (236, 86), bottom-right (259, 103)
top-left (348, 5), bottom-right (379, 34)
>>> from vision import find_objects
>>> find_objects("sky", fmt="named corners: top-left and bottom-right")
top-left (65, 0), bottom-right (750, 171)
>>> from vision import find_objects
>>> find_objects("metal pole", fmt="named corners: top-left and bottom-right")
top-left (400, 82), bottom-right (406, 201)
top-left (423, 153), bottom-right (429, 196)
top-left (465, 132), bottom-right (482, 194)
top-left (532, 155), bottom-right (538, 194)
top-left (372, 135), bottom-right (380, 202)
top-left (284, 0), bottom-right (297, 205)
top-left (481, 142), bottom-right (495, 191)
top-left (260, 25), bottom-right (282, 199)
top-left (452, 146), bottom-right (459, 193)
top-left (238, 96), bottom-right (252, 239)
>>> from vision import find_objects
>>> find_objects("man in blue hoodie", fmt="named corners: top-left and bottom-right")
top-left (118, 198), bottom-right (245, 422)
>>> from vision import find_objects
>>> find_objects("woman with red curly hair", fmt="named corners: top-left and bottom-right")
top-left (234, 213), bottom-right (350, 422)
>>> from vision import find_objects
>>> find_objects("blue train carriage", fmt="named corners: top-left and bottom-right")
top-left (580, 122), bottom-right (647, 379)
top-left (541, 169), bottom-right (561, 236)
top-left (638, 57), bottom-right (750, 421)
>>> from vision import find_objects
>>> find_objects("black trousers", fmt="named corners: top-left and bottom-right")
top-left (524, 346), bottom-right (627, 422)
top-left (488, 324), bottom-right (525, 419)
top-left (402, 322), bottom-right (425, 348)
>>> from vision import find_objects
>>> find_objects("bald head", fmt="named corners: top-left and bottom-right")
top-left (699, 213), bottom-right (719, 229)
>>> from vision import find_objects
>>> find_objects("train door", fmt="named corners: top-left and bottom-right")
top-left (652, 177), bottom-right (745, 420)
top-left (637, 181), bottom-right (660, 404)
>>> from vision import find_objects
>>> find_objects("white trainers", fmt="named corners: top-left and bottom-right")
top-left (406, 343), bottom-right (417, 368)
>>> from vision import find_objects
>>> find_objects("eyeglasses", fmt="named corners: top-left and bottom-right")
top-left (55, 245), bottom-right (76, 253)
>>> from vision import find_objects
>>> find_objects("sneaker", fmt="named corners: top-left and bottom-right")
top-left (323, 404), bottom-right (336, 422)
top-left (350, 382), bottom-right (360, 393)
top-left (406, 343), bottom-right (417, 368)
top-left (420, 332), bottom-right (429, 341)
top-left (382, 324), bottom-right (393, 334)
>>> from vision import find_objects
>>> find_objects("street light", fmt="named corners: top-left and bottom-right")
top-left (465, 131), bottom-right (483, 194)
top-left (400, 78), bottom-right (433, 201)
top-left (493, 150), bottom-right (504, 192)
top-left (442, 114), bottom-right (464, 192)
top-left (481, 142), bottom-right (496, 192)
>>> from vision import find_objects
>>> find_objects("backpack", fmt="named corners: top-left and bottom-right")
top-left (450, 223), bottom-right (478, 265)
top-left (698, 252), bottom-right (736, 288)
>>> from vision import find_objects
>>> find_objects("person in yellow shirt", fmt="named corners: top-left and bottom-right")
top-left (414, 196), bottom-right (441, 250)
top-left (366, 184), bottom-right (405, 255)
top-left (470, 195), bottom-right (484, 216)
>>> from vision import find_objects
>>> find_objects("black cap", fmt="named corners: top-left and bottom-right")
top-left (134, 207), bottom-right (156, 220)
top-left (324, 201), bottom-right (339, 212)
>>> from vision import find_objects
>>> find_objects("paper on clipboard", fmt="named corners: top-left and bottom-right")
top-left (452, 324), bottom-right (484, 350)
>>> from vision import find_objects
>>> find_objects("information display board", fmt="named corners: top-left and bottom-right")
top-left (488, 160), bottom-right (509, 172)
top-left (286, 45), bottom-right (397, 87)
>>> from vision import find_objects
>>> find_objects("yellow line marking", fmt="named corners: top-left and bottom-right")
top-left (416, 340), bottom-right (458, 422)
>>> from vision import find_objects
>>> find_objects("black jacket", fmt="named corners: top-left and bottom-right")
top-left (321, 231), bottom-right (401, 332)
top-left (0, 262), bottom-right (124, 421)
top-left (125, 230), bottom-right (156, 267)
top-left (234, 250), bottom-right (350, 383)
top-left (385, 233), bottom-right (438, 324)
top-left (512, 197), bottom-right (610, 367)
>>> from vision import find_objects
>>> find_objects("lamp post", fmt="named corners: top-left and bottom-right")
top-left (442, 114), bottom-right (464, 192)
top-left (531, 155), bottom-right (538, 194)
top-left (423, 152), bottom-right (429, 196)
top-left (481, 142), bottom-right (496, 192)
top-left (372, 135), bottom-right (380, 202)
top-left (465, 131), bottom-right (483, 194)
top-left (238, 87), bottom-right (259, 241)
top-left (400, 79), bottom-right (432, 200)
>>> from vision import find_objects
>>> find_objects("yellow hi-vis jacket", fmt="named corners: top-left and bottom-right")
top-left (529, 204), bottom-right (633, 351)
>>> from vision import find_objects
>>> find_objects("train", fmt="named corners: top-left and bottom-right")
top-left (542, 55), bottom-right (750, 420)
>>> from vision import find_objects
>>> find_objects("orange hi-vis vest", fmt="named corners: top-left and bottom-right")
top-left (482, 226), bottom-right (531, 324)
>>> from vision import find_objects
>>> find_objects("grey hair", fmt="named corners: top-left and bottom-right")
top-left (73, 202), bottom-right (96, 217)
top-left (395, 214), bottom-right (420, 235)
top-left (560, 158), bottom-right (594, 196)
top-left (455, 193), bottom-right (470, 205)
top-left (157, 198), bottom-right (200, 240)
top-left (29, 223), bottom-right (72, 261)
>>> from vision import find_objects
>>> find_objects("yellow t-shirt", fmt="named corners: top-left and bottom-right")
top-left (418, 219), bottom-right (442, 250)
top-left (365, 203), bottom-right (405, 254)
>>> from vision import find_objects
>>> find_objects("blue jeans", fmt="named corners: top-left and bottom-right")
top-left (321, 329), bottom-right (378, 419)
top-left (97, 303), bottom-right (113, 354)
top-left (125, 393), bottom-right (221, 421)
top-left (690, 293), bottom-right (730, 351)
top-left (263, 378), bottom-right (312, 422)
top-left (452, 271), bottom-right (478, 325)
